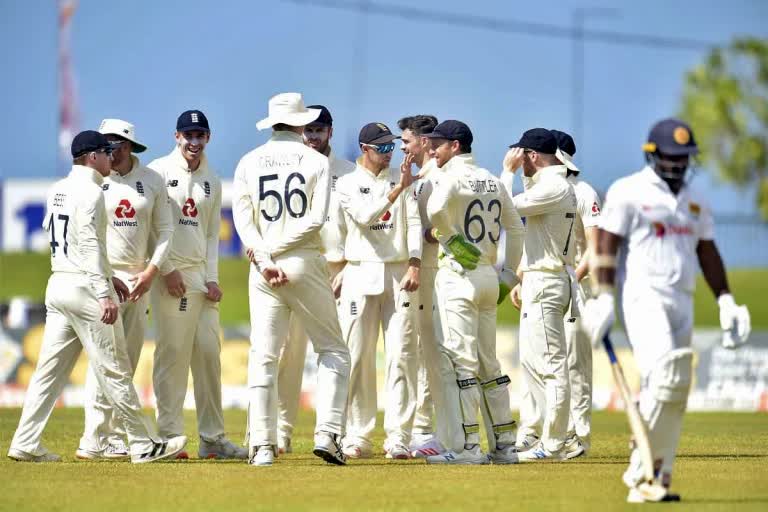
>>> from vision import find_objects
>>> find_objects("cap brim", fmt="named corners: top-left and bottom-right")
top-left (177, 125), bottom-right (210, 133)
top-left (256, 108), bottom-right (321, 131)
top-left (656, 144), bottom-right (699, 156)
top-left (508, 141), bottom-right (525, 148)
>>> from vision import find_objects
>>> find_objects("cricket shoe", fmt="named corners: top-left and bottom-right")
top-left (383, 439), bottom-right (412, 460)
top-left (131, 436), bottom-right (188, 464)
top-left (410, 438), bottom-right (445, 458)
top-left (278, 437), bottom-right (292, 455)
top-left (75, 440), bottom-right (130, 461)
top-left (312, 432), bottom-right (346, 465)
top-left (489, 444), bottom-right (519, 464)
top-left (517, 433), bottom-right (540, 451)
top-left (199, 435), bottom-right (248, 460)
top-left (564, 434), bottom-right (586, 460)
top-left (342, 444), bottom-right (373, 459)
top-left (249, 446), bottom-right (275, 467)
top-left (627, 483), bottom-right (680, 503)
top-left (8, 446), bottom-right (61, 463)
top-left (516, 445), bottom-right (566, 462)
top-left (425, 445), bottom-right (489, 465)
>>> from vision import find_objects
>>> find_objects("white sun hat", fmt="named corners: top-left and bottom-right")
top-left (555, 148), bottom-right (580, 173)
top-left (98, 118), bottom-right (147, 153)
top-left (256, 92), bottom-right (321, 131)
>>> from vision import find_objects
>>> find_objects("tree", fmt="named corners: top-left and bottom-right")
top-left (680, 37), bottom-right (768, 220)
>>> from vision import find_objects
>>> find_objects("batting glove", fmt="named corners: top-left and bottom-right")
top-left (718, 293), bottom-right (751, 349)
top-left (583, 293), bottom-right (615, 349)
top-left (444, 234), bottom-right (481, 270)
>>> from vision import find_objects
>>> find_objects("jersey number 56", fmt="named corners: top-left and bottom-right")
top-left (259, 173), bottom-right (308, 221)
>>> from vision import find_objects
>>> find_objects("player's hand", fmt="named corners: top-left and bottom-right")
top-left (582, 294), bottom-right (615, 348)
top-left (503, 148), bottom-right (524, 174)
top-left (98, 297), bottom-right (119, 325)
top-left (445, 234), bottom-right (481, 270)
top-left (163, 270), bottom-right (186, 298)
top-left (399, 153), bottom-right (420, 189)
top-left (424, 227), bottom-right (439, 244)
top-left (205, 281), bottom-right (223, 302)
top-left (128, 265), bottom-right (158, 302)
top-left (111, 277), bottom-right (130, 303)
top-left (331, 271), bottom-right (344, 299)
top-left (718, 294), bottom-right (751, 349)
top-left (511, 283), bottom-right (522, 310)
top-left (262, 265), bottom-right (289, 288)
top-left (401, 264), bottom-right (420, 292)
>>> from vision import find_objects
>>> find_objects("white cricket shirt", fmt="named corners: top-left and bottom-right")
top-left (148, 148), bottom-right (222, 285)
top-left (600, 166), bottom-right (714, 294)
top-left (427, 153), bottom-right (524, 269)
top-left (413, 158), bottom-right (441, 269)
top-left (568, 174), bottom-right (602, 266)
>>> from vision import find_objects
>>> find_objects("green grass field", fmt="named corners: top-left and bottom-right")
top-left (1, 252), bottom-right (766, 328)
top-left (0, 409), bottom-right (766, 511)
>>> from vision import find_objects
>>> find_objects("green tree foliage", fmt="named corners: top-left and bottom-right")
top-left (680, 37), bottom-right (768, 219)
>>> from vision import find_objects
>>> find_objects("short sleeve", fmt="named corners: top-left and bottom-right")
top-left (599, 182), bottom-right (633, 237)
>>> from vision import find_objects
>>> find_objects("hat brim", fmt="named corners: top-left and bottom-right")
top-left (556, 148), bottom-right (580, 173)
top-left (655, 144), bottom-right (699, 157)
top-left (256, 108), bottom-right (321, 131)
top-left (362, 134), bottom-right (400, 145)
top-left (102, 134), bottom-right (147, 154)
top-left (177, 125), bottom-right (210, 133)
top-left (508, 141), bottom-right (525, 149)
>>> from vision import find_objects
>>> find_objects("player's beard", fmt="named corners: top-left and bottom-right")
top-left (307, 136), bottom-right (330, 156)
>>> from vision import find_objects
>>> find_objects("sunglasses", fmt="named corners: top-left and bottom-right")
top-left (363, 142), bottom-right (396, 154)
top-left (93, 147), bottom-right (114, 156)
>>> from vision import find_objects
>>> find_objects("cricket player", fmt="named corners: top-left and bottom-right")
top-left (424, 120), bottom-right (525, 465)
top-left (275, 104), bottom-right (355, 454)
top-left (148, 110), bottom-right (245, 459)
top-left (234, 92), bottom-right (351, 467)
top-left (511, 130), bottom-right (601, 459)
top-left (585, 118), bottom-right (751, 502)
top-left (397, 114), bottom-right (447, 457)
top-left (503, 128), bottom-right (578, 462)
top-left (8, 130), bottom-right (186, 463)
top-left (76, 119), bottom-right (174, 460)
top-left (336, 122), bottom-right (422, 460)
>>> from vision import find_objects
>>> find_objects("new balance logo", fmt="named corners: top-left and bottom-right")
top-left (115, 199), bottom-right (136, 218)
top-left (359, 187), bottom-right (370, 194)
top-left (102, 184), bottom-right (110, 191)
top-left (402, 301), bottom-right (410, 308)
top-left (136, 181), bottom-right (144, 195)
top-left (179, 297), bottom-right (188, 312)
top-left (167, 180), bottom-right (178, 187)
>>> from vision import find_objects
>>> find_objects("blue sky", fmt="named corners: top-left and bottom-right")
top-left (1, 0), bottom-right (766, 215)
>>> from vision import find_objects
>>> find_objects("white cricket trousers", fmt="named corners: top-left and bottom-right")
top-left (519, 270), bottom-right (572, 453)
top-left (340, 261), bottom-right (418, 449)
top-left (434, 264), bottom-right (515, 453)
top-left (248, 251), bottom-right (350, 448)
top-left (277, 262), bottom-right (344, 442)
top-left (620, 285), bottom-right (693, 489)
top-left (81, 285), bottom-right (149, 451)
top-left (151, 267), bottom-right (224, 441)
top-left (10, 273), bottom-right (156, 456)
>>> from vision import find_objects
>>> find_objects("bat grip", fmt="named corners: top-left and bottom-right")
top-left (602, 334), bottom-right (618, 364)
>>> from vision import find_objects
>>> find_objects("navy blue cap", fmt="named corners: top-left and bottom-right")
top-left (71, 130), bottom-right (112, 158)
top-left (176, 110), bottom-right (210, 133)
top-left (643, 118), bottom-right (698, 156)
top-left (550, 129), bottom-right (576, 157)
top-left (359, 122), bottom-right (400, 144)
top-left (307, 105), bottom-right (333, 126)
top-left (423, 120), bottom-right (473, 146)
top-left (509, 128), bottom-right (558, 154)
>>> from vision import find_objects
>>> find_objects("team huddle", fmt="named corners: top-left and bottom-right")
top-left (7, 92), bottom-right (751, 503)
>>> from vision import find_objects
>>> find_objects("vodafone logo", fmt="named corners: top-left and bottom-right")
top-left (381, 210), bottom-right (392, 222)
top-left (115, 199), bottom-right (136, 218)
top-left (182, 198), bottom-right (198, 217)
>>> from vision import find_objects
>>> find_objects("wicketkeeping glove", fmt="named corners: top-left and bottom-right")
top-left (582, 293), bottom-right (615, 349)
top-left (718, 293), bottom-right (751, 349)
top-left (444, 234), bottom-right (481, 270)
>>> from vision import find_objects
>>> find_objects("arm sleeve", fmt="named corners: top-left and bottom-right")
top-left (500, 186), bottom-right (525, 272)
top-left (231, 158), bottom-right (273, 266)
top-left (599, 183), bottom-right (634, 237)
top-left (268, 161), bottom-right (330, 257)
top-left (697, 200), bottom-right (714, 241)
top-left (338, 181), bottom-right (394, 226)
top-left (79, 193), bottom-right (112, 298)
top-left (205, 179), bottom-right (222, 283)
top-left (426, 176), bottom-right (459, 237)
top-left (405, 185), bottom-right (422, 260)
top-left (512, 179), bottom-right (570, 217)
top-left (148, 178), bottom-right (174, 269)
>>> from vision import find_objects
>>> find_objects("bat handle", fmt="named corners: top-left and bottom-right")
top-left (602, 333), bottom-right (619, 364)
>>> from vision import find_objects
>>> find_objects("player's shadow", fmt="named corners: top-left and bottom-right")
top-left (684, 498), bottom-right (768, 505)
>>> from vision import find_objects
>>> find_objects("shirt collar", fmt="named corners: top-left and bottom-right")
top-left (110, 155), bottom-right (141, 179)
top-left (355, 159), bottom-right (390, 180)
top-left (419, 157), bottom-right (439, 178)
top-left (70, 165), bottom-right (104, 185)
top-left (270, 131), bottom-right (305, 144)
top-left (170, 146), bottom-right (209, 175)
top-left (641, 165), bottom-right (687, 196)
top-left (442, 153), bottom-right (476, 173)
top-left (531, 164), bottom-right (567, 184)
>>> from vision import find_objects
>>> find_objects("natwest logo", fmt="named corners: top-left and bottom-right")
top-left (115, 199), bottom-right (136, 218)
top-left (182, 198), bottom-right (198, 217)
top-left (381, 210), bottom-right (392, 222)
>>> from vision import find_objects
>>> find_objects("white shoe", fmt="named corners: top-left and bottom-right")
top-left (626, 483), bottom-right (680, 503)
top-left (278, 437), bottom-right (292, 455)
top-left (8, 447), bottom-right (61, 462)
top-left (249, 446), bottom-right (275, 467)
top-left (411, 438), bottom-right (445, 458)
top-left (425, 445), bottom-right (489, 465)
top-left (312, 432), bottom-right (346, 465)
top-left (517, 433), bottom-right (540, 451)
top-left (76, 440), bottom-right (130, 461)
top-left (384, 440), bottom-right (412, 460)
top-left (489, 444), bottom-right (519, 464)
top-left (564, 434), bottom-right (586, 460)
top-left (342, 444), bottom-right (373, 459)
top-left (199, 435), bottom-right (248, 460)
top-left (516, 445), bottom-right (566, 462)
top-left (131, 436), bottom-right (188, 464)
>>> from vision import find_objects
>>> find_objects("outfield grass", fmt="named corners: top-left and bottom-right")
top-left (2, 252), bottom-right (766, 327)
top-left (0, 408), bottom-right (766, 511)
